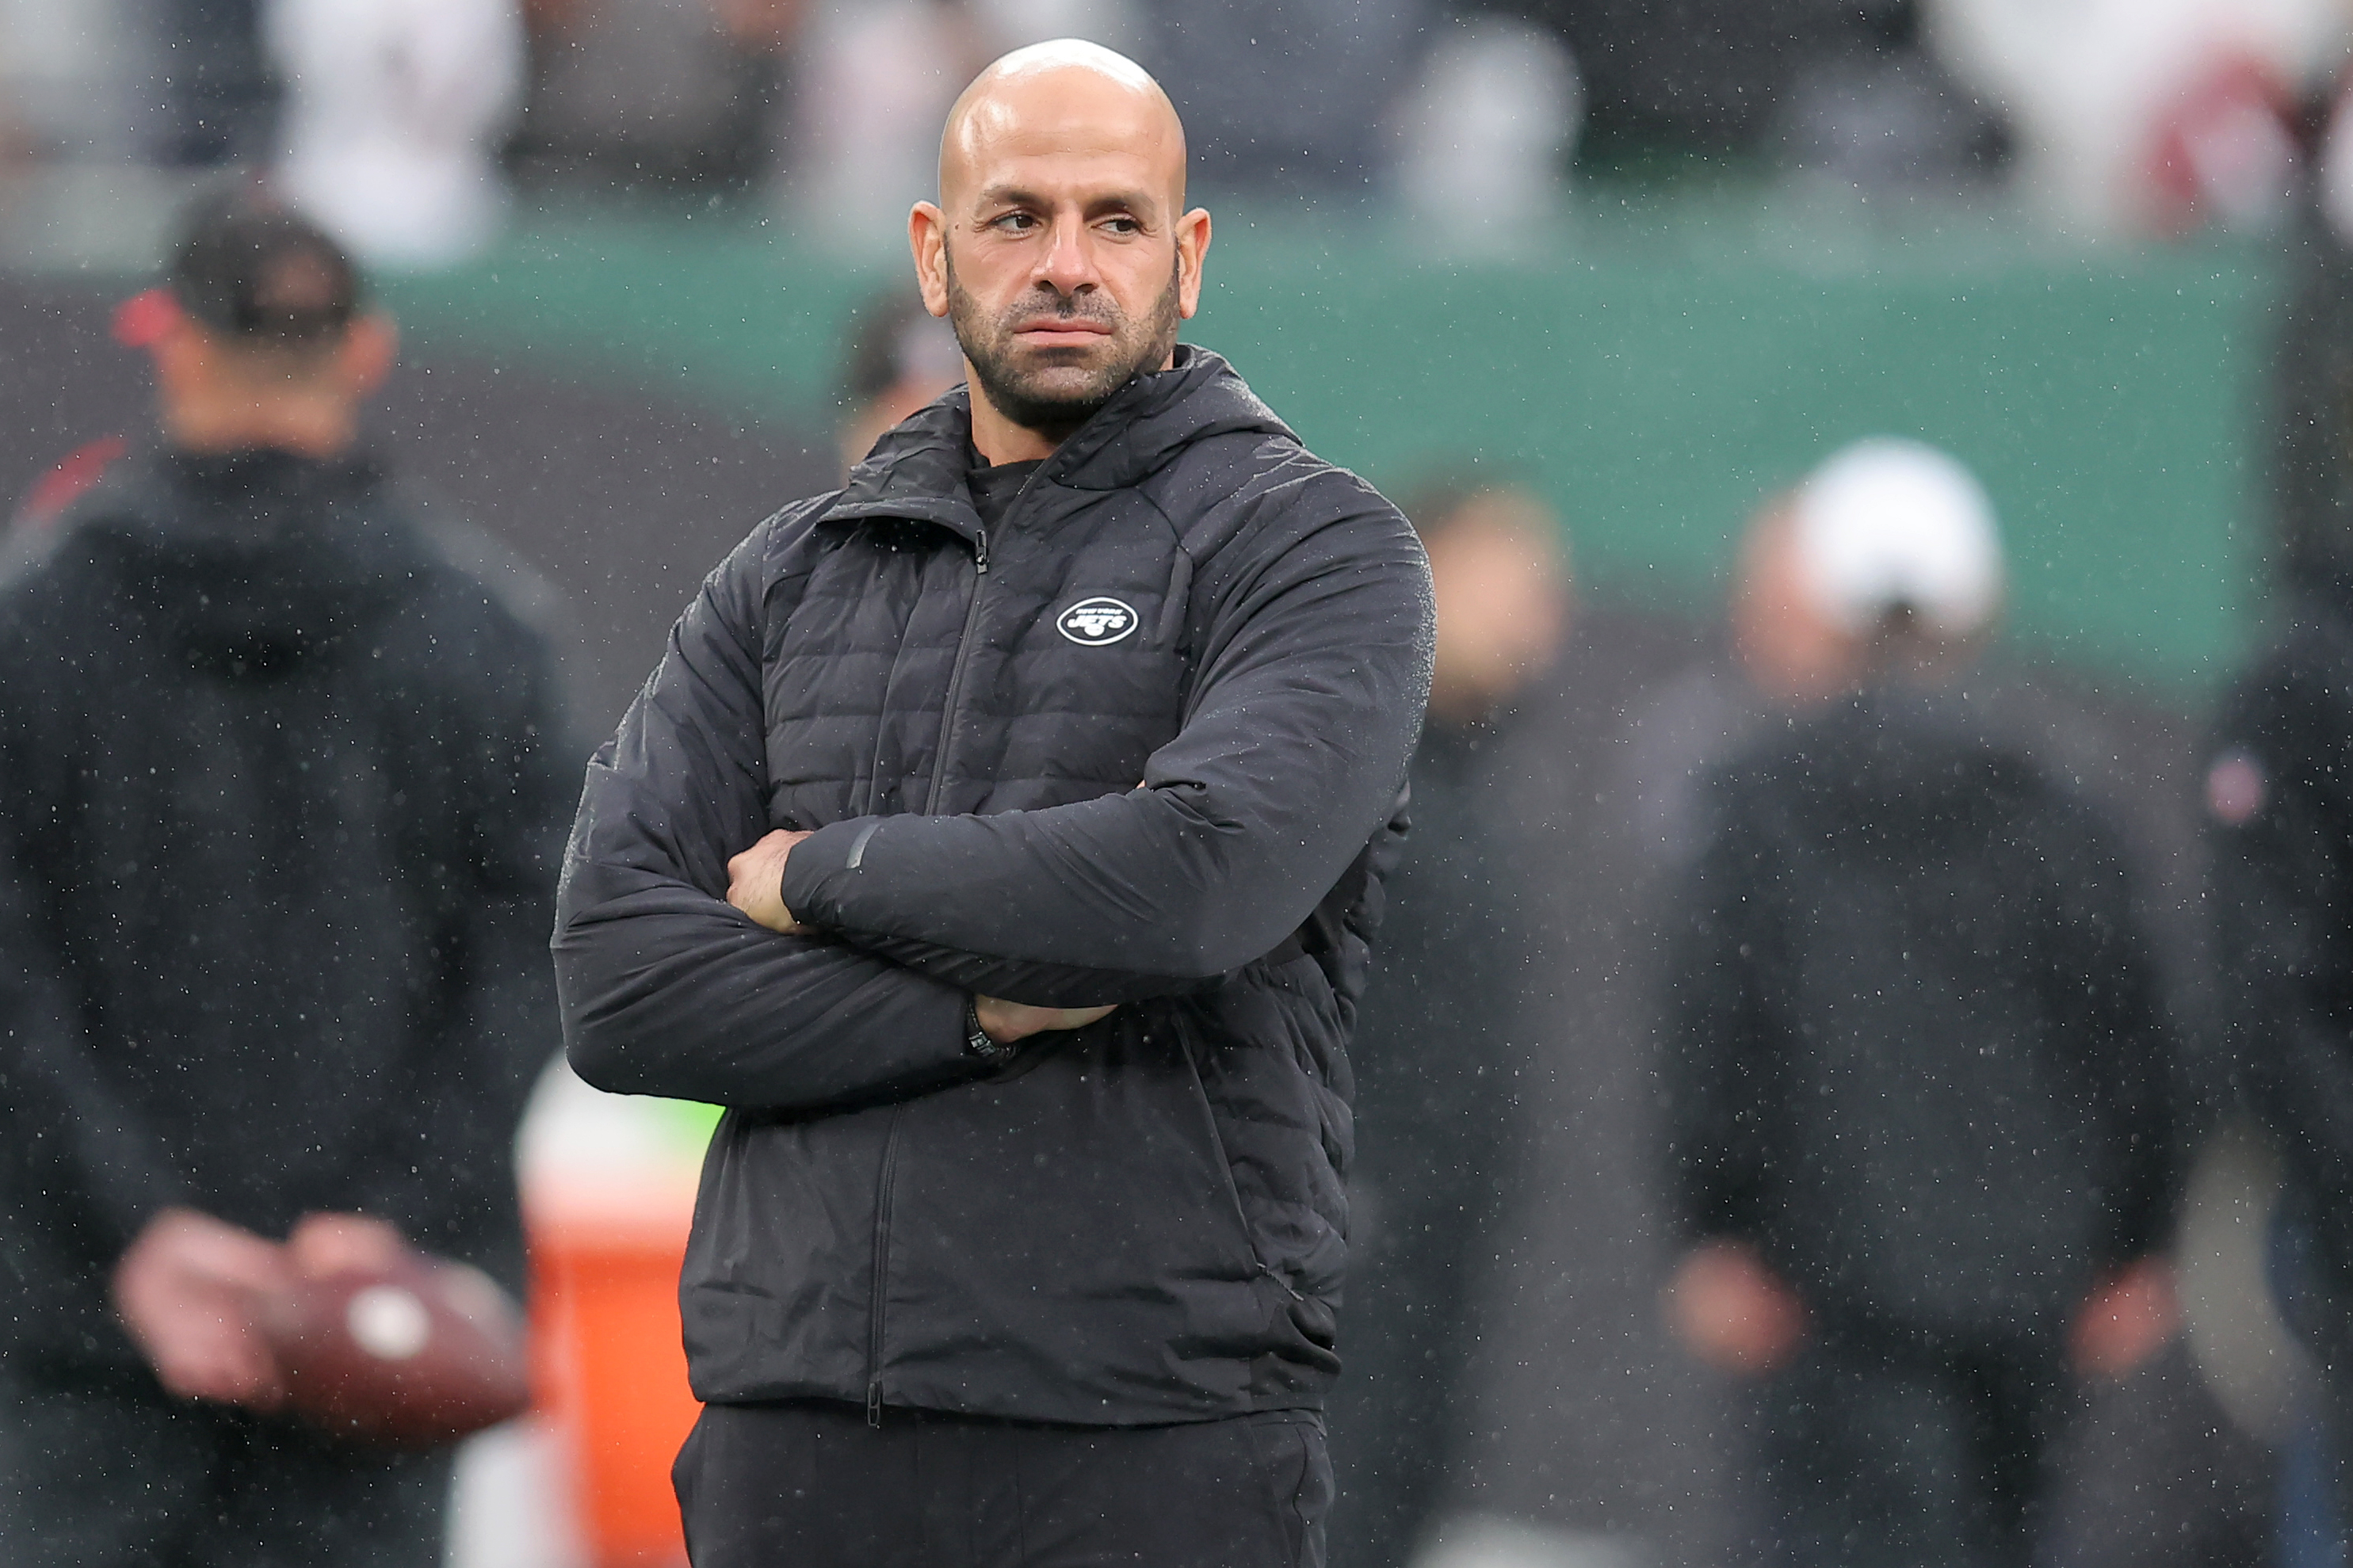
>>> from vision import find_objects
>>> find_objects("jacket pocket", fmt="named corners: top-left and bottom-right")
top-left (1179, 1022), bottom-right (1285, 1291)
top-left (1181, 965), bottom-right (1351, 1307)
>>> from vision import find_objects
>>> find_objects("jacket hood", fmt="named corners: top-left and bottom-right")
top-left (63, 444), bottom-right (425, 676)
top-left (834, 345), bottom-right (1295, 533)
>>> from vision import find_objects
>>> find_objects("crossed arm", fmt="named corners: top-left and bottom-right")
top-left (553, 488), bottom-right (1432, 1113)
top-left (722, 827), bottom-right (1116, 1044)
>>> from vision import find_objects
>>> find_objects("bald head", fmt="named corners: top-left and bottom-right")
top-left (911, 40), bottom-right (1209, 460)
top-left (940, 40), bottom-right (1186, 215)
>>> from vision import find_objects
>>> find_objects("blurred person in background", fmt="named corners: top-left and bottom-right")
top-left (1448, 476), bottom-right (1942, 1568)
top-left (2208, 130), bottom-right (2353, 1558)
top-left (0, 193), bottom-right (571, 1565)
top-left (152, 0), bottom-right (278, 166)
top-left (1925, 0), bottom-right (2343, 236)
top-left (789, 0), bottom-right (1137, 250)
top-left (0, 0), bottom-right (151, 175)
top-left (1662, 438), bottom-right (2181, 1568)
top-left (1505, 0), bottom-right (2005, 187)
top-left (1387, 13), bottom-right (1581, 246)
top-left (504, 0), bottom-right (800, 200)
top-left (1130, 0), bottom-right (1432, 200)
top-left (835, 284), bottom-right (965, 475)
top-left (1328, 479), bottom-right (1570, 1568)
top-left (265, 0), bottom-right (526, 268)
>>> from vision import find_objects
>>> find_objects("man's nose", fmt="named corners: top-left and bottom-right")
top-left (1034, 213), bottom-right (1099, 297)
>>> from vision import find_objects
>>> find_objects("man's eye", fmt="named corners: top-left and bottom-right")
top-left (992, 212), bottom-right (1037, 231)
top-left (1102, 218), bottom-right (1140, 235)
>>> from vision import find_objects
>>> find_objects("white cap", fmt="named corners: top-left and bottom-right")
top-left (1790, 438), bottom-right (2004, 639)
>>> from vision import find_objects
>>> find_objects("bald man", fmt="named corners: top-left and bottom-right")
top-left (554, 41), bottom-right (1433, 1568)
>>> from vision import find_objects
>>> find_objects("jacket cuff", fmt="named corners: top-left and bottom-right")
top-left (780, 818), bottom-right (881, 929)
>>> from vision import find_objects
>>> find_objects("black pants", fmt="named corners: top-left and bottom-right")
top-left (1755, 1337), bottom-right (2068, 1568)
top-left (674, 1399), bottom-right (1331, 1568)
top-left (0, 1370), bottom-right (450, 1568)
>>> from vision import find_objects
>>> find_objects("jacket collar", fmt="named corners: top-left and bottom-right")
top-left (827, 345), bottom-right (1293, 542)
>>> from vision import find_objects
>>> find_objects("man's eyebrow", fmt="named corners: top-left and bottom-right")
top-left (974, 185), bottom-right (1163, 219)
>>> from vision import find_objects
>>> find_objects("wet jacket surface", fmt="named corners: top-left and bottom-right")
top-left (0, 445), bottom-right (572, 1383)
top-left (554, 348), bottom-right (1433, 1424)
top-left (2211, 595), bottom-right (2353, 1279)
top-left (1665, 690), bottom-right (2177, 1347)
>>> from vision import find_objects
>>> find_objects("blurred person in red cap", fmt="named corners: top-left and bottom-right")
top-left (0, 189), bottom-right (572, 1565)
top-left (1661, 439), bottom-right (2181, 1568)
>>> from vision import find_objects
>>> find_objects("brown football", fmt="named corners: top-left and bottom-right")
top-left (259, 1252), bottom-right (531, 1448)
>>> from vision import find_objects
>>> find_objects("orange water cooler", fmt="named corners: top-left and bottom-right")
top-left (524, 1093), bottom-right (711, 1568)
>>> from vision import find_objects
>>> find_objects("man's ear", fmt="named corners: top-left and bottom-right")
top-left (338, 314), bottom-right (397, 399)
top-left (1175, 207), bottom-right (1211, 321)
top-left (910, 203), bottom-right (952, 319)
top-left (147, 318), bottom-right (216, 403)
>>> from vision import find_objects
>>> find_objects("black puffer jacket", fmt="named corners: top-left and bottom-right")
top-left (0, 445), bottom-right (571, 1383)
top-left (554, 349), bottom-right (1432, 1424)
top-left (1664, 690), bottom-right (2177, 1346)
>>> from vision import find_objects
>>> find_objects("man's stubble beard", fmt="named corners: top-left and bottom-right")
top-left (945, 248), bottom-right (1183, 442)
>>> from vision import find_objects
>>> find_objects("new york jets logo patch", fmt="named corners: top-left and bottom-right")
top-left (1056, 596), bottom-right (1139, 646)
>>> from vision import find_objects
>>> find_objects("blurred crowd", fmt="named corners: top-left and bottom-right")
top-left (3, 0), bottom-right (2353, 265)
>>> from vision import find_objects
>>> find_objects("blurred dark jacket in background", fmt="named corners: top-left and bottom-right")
top-left (2218, 171), bottom-right (2353, 1549)
top-left (1329, 715), bottom-right (1529, 1568)
top-left (2213, 593), bottom-right (2353, 1285)
top-left (2210, 589), bottom-right (2353, 1539)
top-left (1668, 689), bottom-right (2178, 1345)
top-left (0, 445), bottom-right (572, 1385)
top-left (1666, 688), bottom-right (2179, 1566)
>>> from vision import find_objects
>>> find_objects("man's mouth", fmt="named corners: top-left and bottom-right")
top-left (1012, 319), bottom-right (1114, 349)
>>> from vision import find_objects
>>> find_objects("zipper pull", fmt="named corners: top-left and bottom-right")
top-left (866, 1380), bottom-right (884, 1428)
top-left (974, 531), bottom-right (989, 574)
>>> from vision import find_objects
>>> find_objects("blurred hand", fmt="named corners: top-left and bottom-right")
top-left (113, 1207), bottom-right (291, 1410)
top-left (1667, 1238), bottom-right (1808, 1376)
top-left (974, 997), bottom-right (1118, 1044)
top-left (2069, 1256), bottom-right (2179, 1379)
top-left (728, 829), bottom-right (812, 933)
top-left (288, 1212), bottom-right (408, 1279)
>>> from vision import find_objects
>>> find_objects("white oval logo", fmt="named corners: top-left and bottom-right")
top-left (1056, 596), bottom-right (1138, 647)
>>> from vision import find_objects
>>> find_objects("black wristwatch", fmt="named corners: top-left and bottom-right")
top-left (963, 997), bottom-right (1017, 1066)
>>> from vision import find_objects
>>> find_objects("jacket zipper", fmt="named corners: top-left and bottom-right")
top-left (865, 1104), bottom-right (906, 1425)
top-left (867, 486), bottom-right (1018, 1425)
top-left (922, 525), bottom-right (991, 814)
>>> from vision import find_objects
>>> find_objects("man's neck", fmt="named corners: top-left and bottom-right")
top-left (962, 346), bottom-right (1180, 466)
top-left (163, 399), bottom-right (357, 461)
top-left (965, 379), bottom-right (1069, 467)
